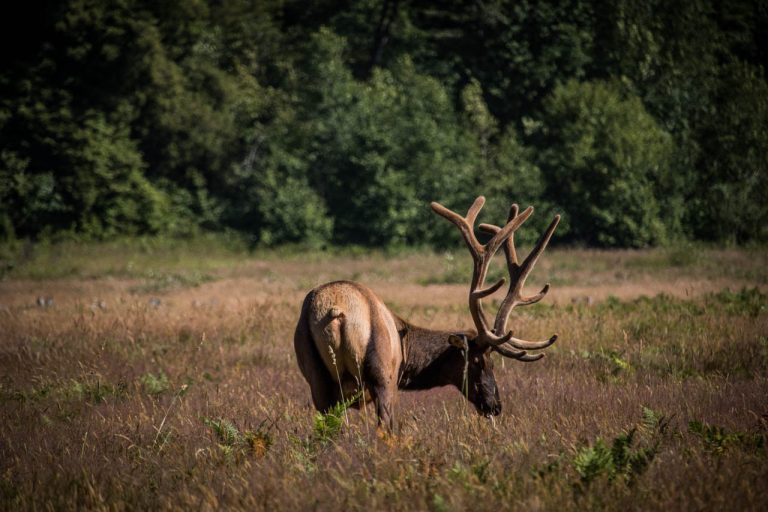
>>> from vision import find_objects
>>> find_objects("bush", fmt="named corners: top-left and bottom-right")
top-left (253, 169), bottom-right (333, 247)
top-left (687, 60), bottom-right (768, 243)
top-left (0, 110), bottom-right (174, 239)
top-left (538, 79), bottom-right (678, 247)
top-left (461, 79), bottom-right (556, 244)
top-left (298, 30), bottom-right (479, 246)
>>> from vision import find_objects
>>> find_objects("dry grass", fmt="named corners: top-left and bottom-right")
top-left (1, 243), bottom-right (767, 511)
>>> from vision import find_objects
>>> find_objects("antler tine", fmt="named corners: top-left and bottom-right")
top-left (494, 344), bottom-right (544, 362)
top-left (512, 215), bottom-right (560, 303)
top-left (478, 208), bottom-right (560, 351)
top-left (431, 197), bottom-right (533, 346)
top-left (480, 203), bottom-right (521, 267)
top-left (506, 204), bottom-right (520, 265)
top-left (430, 197), bottom-right (532, 261)
top-left (484, 206), bottom-right (532, 257)
top-left (507, 334), bottom-right (558, 350)
top-left (430, 196), bottom-right (485, 255)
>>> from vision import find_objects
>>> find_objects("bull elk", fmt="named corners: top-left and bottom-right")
top-left (294, 197), bottom-right (560, 430)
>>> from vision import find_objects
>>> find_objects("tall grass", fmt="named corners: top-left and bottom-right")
top-left (0, 243), bottom-right (766, 510)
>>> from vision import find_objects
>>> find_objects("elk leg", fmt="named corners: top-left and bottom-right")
top-left (306, 363), bottom-right (339, 413)
top-left (298, 356), bottom-right (337, 411)
top-left (365, 323), bottom-right (400, 431)
top-left (373, 381), bottom-right (397, 431)
top-left (295, 309), bottom-right (339, 412)
top-left (368, 359), bottom-right (398, 431)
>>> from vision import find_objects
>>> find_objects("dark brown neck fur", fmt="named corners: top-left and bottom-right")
top-left (393, 316), bottom-right (472, 391)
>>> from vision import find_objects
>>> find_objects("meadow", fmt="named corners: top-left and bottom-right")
top-left (1, 239), bottom-right (766, 510)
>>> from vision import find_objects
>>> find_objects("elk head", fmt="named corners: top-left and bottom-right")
top-left (445, 331), bottom-right (502, 416)
top-left (431, 196), bottom-right (561, 416)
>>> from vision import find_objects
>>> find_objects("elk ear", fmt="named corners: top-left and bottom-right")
top-left (448, 334), bottom-right (469, 350)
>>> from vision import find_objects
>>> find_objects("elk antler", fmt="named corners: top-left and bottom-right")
top-left (431, 196), bottom-right (533, 347)
top-left (478, 204), bottom-right (560, 359)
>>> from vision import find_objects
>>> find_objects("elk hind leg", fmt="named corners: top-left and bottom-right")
top-left (373, 381), bottom-right (397, 432)
top-left (368, 355), bottom-right (398, 431)
top-left (304, 357), bottom-right (339, 413)
top-left (294, 311), bottom-right (339, 412)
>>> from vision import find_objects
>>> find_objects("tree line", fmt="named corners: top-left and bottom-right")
top-left (1, 0), bottom-right (766, 247)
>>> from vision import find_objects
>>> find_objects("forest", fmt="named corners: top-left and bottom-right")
top-left (2, 0), bottom-right (767, 248)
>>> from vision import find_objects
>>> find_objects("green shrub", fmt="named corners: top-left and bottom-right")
top-left (140, 372), bottom-right (170, 395)
top-left (573, 427), bottom-right (659, 487)
top-left (538, 79), bottom-right (678, 247)
top-left (688, 420), bottom-right (765, 454)
top-left (313, 391), bottom-right (362, 444)
top-left (687, 60), bottom-right (768, 243)
top-left (203, 417), bottom-right (273, 460)
top-left (297, 31), bottom-right (480, 246)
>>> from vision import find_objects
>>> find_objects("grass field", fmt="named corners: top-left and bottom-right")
top-left (1, 240), bottom-right (767, 510)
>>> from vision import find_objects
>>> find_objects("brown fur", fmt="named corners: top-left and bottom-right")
top-left (295, 197), bottom-right (560, 429)
top-left (294, 280), bottom-right (500, 430)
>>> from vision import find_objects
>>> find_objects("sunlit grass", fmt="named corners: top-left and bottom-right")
top-left (0, 242), bottom-right (766, 510)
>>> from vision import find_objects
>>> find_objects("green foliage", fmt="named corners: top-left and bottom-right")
top-left (204, 417), bottom-right (243, 446)
top-left (0, 233), bottom-right (247, 280)
top-left (566, 408), bottom-right (669, 490)
top-left (578, 348), bottom-right (631, 382)
top-left (2, 0), bottom-right (767, 247)
top-left (705, 288), bottom-right (767, 318)
top-left (573, 438), bottom-right (614, 483)
top-left (593, 293), bottom-right (702, 317)
top-left (687, 60), bottom-right (768, 243)
top-left (538, 79), bottom-right (676, 247)
top-left (573, 427), bottom-right (659, 487)
top-left (431, 493), bottom-right (449, 512)
top-left (140, 372), bottom-right (170, 395)
top-left (203, 417), bottom-right (273, 460)
top-left (0, 108), bottom-right (174, 239)
top-left (401, 0), bottom-right (595, 123)
top-left (590, 1), bottom-right (768, 244)
top-left (312, 407), bottom-right (345, 446)
top-left (591, 289), bottom-right (768, 320)
top-left (461, 80), bottom-right (555, 244)
top-left (298, 32), bottom-right (478, 246)
top-left (688, 420), bottom-right (765, 454)
top-left (640, 406), bottom-right (669, 434)
top-left (251, 169), bottom-right (333, 247)
top-left (312, 391), bottom-right (362, 444)
top-left (66, 377), bottom-right (128, 404)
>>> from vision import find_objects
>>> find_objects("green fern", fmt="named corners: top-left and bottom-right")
top-left (313, 391), bottom-right (362, 444)
top-left (204, 417), bottom-right (242, 446)
top-left (573, 427), bottom-right (659, 487)
top-left (140, 372), bottom-right (170, 395)
top-left (688, 420), bottom-right (765, 454)
top-left (203, 417), bottom-right (273, 460)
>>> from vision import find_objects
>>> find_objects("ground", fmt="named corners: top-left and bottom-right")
top-left (0, 240), bottom-right (766, 510)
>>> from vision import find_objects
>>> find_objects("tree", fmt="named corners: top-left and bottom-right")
top-left (537, 80), bottom-right (677, 247)
top-left (291, 30), bottom-right (479, 246)
top-left (461, 79), bottom-right (554, 244)
top-left (687, 60), bottom-right (768, 243)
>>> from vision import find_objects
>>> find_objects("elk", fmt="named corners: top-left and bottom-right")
top-left (293, 197), bottom-right (560, 430)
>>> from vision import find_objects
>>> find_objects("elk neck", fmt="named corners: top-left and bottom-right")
top-left (394, 317), bottom-right (472, 391)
